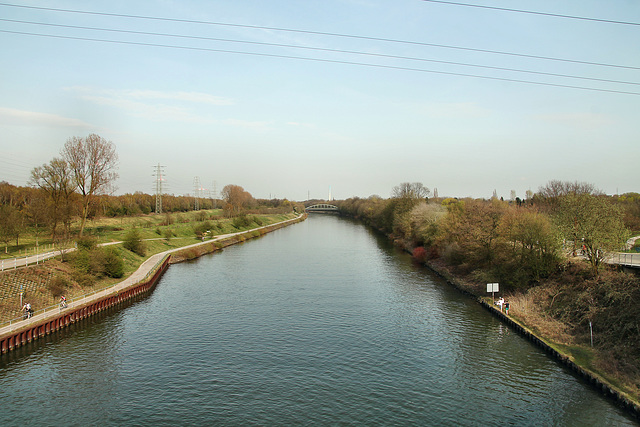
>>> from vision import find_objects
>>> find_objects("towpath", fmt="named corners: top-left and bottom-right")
top-left (0, 215), bottom-right (303, 336)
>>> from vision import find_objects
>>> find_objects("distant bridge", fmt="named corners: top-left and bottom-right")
top-left (305, 204), bottom-right (339, 213)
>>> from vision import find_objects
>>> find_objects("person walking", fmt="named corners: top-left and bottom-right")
top-left (22, 302), bottom-right (32, 319)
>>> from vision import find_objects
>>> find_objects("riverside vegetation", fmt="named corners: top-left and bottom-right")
top-left (337, 181), bottom-right (640, 404)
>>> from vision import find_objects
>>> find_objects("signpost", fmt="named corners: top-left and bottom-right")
top-left (487, 282), bottom-right (499, 302)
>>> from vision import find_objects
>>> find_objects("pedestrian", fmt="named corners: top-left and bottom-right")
top-left (505, 300), bottom-right (510, 316)
top-left (22, 302), bottom-right (32, 319)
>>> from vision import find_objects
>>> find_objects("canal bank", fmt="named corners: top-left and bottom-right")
top-left (0, 213), bottom-right (635, 425)
top-left (0, 214), bottom-right (306, 354)
top-left (417, 253), bottom-right (640, 421)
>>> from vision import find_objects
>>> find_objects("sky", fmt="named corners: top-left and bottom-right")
top-left (1, 0), bottom-right (639, 201)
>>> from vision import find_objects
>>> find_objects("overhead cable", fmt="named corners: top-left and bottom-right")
top-left (0, 2), bottom-right (637, 71)
top-left (3, 18), bottom-right (638, 87)
top-left (2, 29), bottom-right (639, 96)
top-left (421, 0), bottom-right (640, 27)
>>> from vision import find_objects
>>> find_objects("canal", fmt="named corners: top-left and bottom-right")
top-left (0, 215), bottom-right (635, 425)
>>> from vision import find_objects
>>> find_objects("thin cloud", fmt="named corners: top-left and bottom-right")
top-left (0, 107), bottom-right (93, 128)
top-left (535, 112), bottom-right (614, 129)
top-left (67, 86), bottom-right (241, 124)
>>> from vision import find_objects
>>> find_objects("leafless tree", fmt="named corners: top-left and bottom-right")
top-left (62, 134), bottom-right (119, 236)
top-left (29, 157), bottom-right (75, 238)
top-left (538, 180), bottom-right (601, 199)
top-left (391, 182), bottom-right (430, 200)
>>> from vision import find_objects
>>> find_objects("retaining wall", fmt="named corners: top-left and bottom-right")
top-left (0, 255), bottom-right (170, 354)
top-left (423, 257), bottom-right (640, 421)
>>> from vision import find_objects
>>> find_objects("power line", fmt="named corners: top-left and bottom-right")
top-left (2, 29), bottom-right (639, 96)
top-left (0, 2), bottom-right (637, 71)
top-left (421, 0), bottom-right (640, 27)
top-left (3, 18), bottom-right (639, 87)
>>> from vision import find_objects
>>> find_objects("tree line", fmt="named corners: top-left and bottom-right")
top-left (0, 134), bottom-right (297, 252)
top-left (337, 180), bottom-right (637, 284)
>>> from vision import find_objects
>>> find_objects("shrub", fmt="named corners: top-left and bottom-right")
top-left (164, 229), bottom-right (174, 240)
top-left (193, 221), bottom-right (213, 238)
top-left (102, 247), bottom-right (124, 278)
top-left (73, 271), bottom-right (94, 287)
top-left (47, 275), bottom-right (68, 297)
top-left (232, 215), bottom-right (251, 229)
top-left (123, 229), bottom-right (146, 256)
top-left (161, 213), bottom-right (174, 226)
top-left (71, 249), bottom-right (92, 274)
top-left (76, 236), bottom-right (97, 251)
top-left (412, 246), bottom-right (427, 263)
top-left (155, 227), bottom-right (162, 235)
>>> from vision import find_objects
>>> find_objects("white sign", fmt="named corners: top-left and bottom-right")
top-left (487, 283), bottom-right (499, 293)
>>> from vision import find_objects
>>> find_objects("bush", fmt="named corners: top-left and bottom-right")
top-left (123, 229), bottom-right (146, 256)
top-left (76, 236), bottom-right (97, 251)
top-left (161, 213), bottom-right (174, 226)
top-left (102, 247), bottom-right (124, 278)
top-left (193, 221), bottom-right (213, 238)
top-left (232, 215), bottom-right (252, 229)
top-left (412, 246), bottom-right (427, 263)
top-left (164, 229), bottom-right (174, 240)
top-left (73, 271), bottom-right (94, 287)
top-left (47, 275), bottom-right (68, 297)
top-left (71, 249), bottom-right (92, 274)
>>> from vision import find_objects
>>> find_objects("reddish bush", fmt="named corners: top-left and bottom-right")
top-left (412, 246), bottom-right (427, 263)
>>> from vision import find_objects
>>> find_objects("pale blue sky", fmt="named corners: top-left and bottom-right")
top-left (1, 0), bottom-right (639, 200)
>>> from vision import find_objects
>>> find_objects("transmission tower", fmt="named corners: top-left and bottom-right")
top-left (193, 176), bottom-right (201, 210)
top-left (153, 164), bottom-right (165, 214)
top-left (212, 180), bottom-right (217, 209)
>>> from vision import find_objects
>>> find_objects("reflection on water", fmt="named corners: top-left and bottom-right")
top-left (0, 215), bottom-right (635, 425)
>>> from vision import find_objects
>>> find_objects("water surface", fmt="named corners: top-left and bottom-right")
top-left (0, 215), bottom-right (635, 425)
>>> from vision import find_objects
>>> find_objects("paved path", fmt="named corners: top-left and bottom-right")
top-left (0, 215), bottom-right (303, 335)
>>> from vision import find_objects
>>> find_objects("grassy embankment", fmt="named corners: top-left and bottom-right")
top-left (0, 210), bottom-right (298, 323)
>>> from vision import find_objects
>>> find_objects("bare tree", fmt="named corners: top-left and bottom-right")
top-left (29, 157), bottom-right (75, 238)
top-left (391, 182), bottom-right (430, 200)
top-left (538, 180), bottom-right (600, 199)
top-left (62, 134), bottom-right (119, 236)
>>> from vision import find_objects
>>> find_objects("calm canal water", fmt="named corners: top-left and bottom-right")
top-left (0, 215), bottom-right (636, 426)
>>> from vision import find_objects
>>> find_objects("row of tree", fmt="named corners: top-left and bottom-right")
top-left (337, 181), bottom-right (635, 287)
top-left (0, 134), bottom-right (296, 251)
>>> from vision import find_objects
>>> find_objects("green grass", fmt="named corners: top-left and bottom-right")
top-left (0, 210), bottom-right (295, 259)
